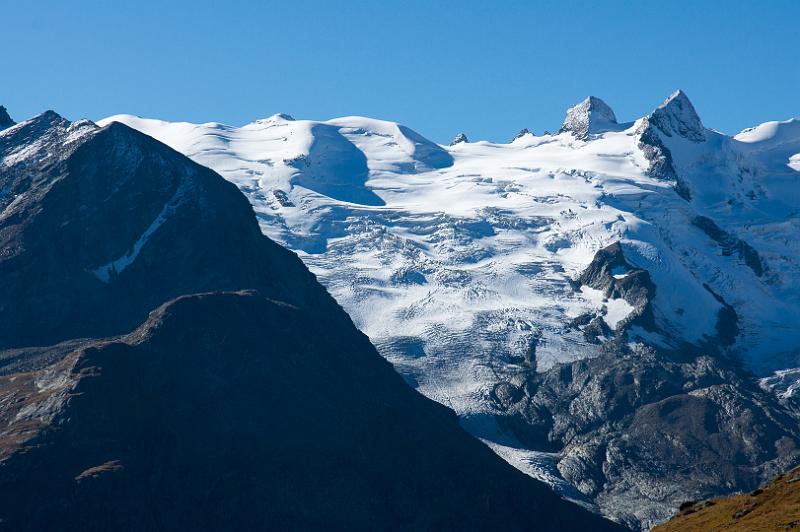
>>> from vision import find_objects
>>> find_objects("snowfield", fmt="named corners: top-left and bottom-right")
top-left (100, 91), bottom-right (800, 524)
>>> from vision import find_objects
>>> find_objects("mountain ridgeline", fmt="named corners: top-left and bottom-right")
top-left (0, 110), bottom-right (623, 531)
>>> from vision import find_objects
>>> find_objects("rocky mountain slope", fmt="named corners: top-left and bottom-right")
top-left (0, 290), bottom-right (621, 532)
top-left (0, 111), bottom-right (622, 531)
top-left (0, 111), bottom-right (346, 349)
top-left (102, 92), bottom-right (800, 528)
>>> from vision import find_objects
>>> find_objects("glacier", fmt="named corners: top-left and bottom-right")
top-left (99, 91), bottom-right (800, 528)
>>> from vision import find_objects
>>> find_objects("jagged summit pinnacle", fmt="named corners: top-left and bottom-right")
top-left (647, 89), bottom-right (705, 142)
top-left (450, 132), bottom-right (468, 146)
top-left (560, 96), bottom-right (618, 139)
top-left (512, 128), bottom-right (533, 142)
top-left (0, 106), bottom-right (15, 130)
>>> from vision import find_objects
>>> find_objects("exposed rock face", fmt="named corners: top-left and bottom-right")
top-left (637, 118), bottom-right (681, 180)
top-left (0, 111), bottom-right (624, 531)
top-left (0, 111), bottom-right (95, 173)
top-left (576, 242), bottom-right (656, 330)
top-left (491, 242), bottom-right (800, 529)
top-left (512, 128), bottom-right (533, 141)
top-left (450, 132), bottom-right (468, 145)
top-left (560, 96), bottom-right (618, 139)
top-left (0, 107), bottom-right (13, 130)
top-left (635, 90), bottom-right (705, 200)
top-left (691, 216), bottom-right (765, 276)
top-left (646, 90), bottom-right (705, 143)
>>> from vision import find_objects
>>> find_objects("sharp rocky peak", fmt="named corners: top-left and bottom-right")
top-left (1, 110), bottom-right (98, 170)
top-left (646, 90), bottom-right (705, 142)
top-left (512, 128), bottom-right (533, 142)
top-left (560, 96), bottom-right (618, 139)
top-left (8, 110), bottom-right (69, 133)
top-left (450, 132), bottom-right (468, 146)
top-left (0, 106), bottom-right (15, 130)
top-left (633, 90), bottom-right (707, 195)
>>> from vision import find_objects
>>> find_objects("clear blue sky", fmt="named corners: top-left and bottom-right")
top-left (4, 0), bottom-right (799, 143)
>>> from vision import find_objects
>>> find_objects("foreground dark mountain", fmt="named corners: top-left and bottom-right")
top-left (0, 111), bottom-right (622, 531)
top-left (0, 291), bottom-right (621, 531)
top-left (0, 111), bottom-right (347, 349)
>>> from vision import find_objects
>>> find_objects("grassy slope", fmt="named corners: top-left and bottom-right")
top-left (653, 465), bottom-right (800, 531)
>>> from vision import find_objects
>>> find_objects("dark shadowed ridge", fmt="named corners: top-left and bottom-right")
top-left (0, 106), bottom-right (14, 130)
top-left (0, 112), bottom-right (348, 349)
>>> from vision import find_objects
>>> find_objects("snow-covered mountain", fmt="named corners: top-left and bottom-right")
top-left (0, 110), bottom-right (624, 532)
top-left (100, 91), bottom-right (800, 528)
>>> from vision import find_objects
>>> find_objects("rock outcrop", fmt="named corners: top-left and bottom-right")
top-left (691, 215), bottom-right (765, 276)
top-left (560, 96), bottom-right (618, 139)
top-left (576, 242), bottom-right (656, 330)
top-left (644, 90), bottom-right (705, 143)
top-left (0, 106), bottom-right (13, 130)
top-left (636, 90), bottom-right (706, 200)
top-left (490, 242), bottom-right (800, 529)
top-left (512, 128), bottom-right (533, 141)
top-left (450, 132), bottom-right (468, 145)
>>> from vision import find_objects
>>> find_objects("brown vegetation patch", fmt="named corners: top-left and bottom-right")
top-left (654, 465), bottom-right (800, 531)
